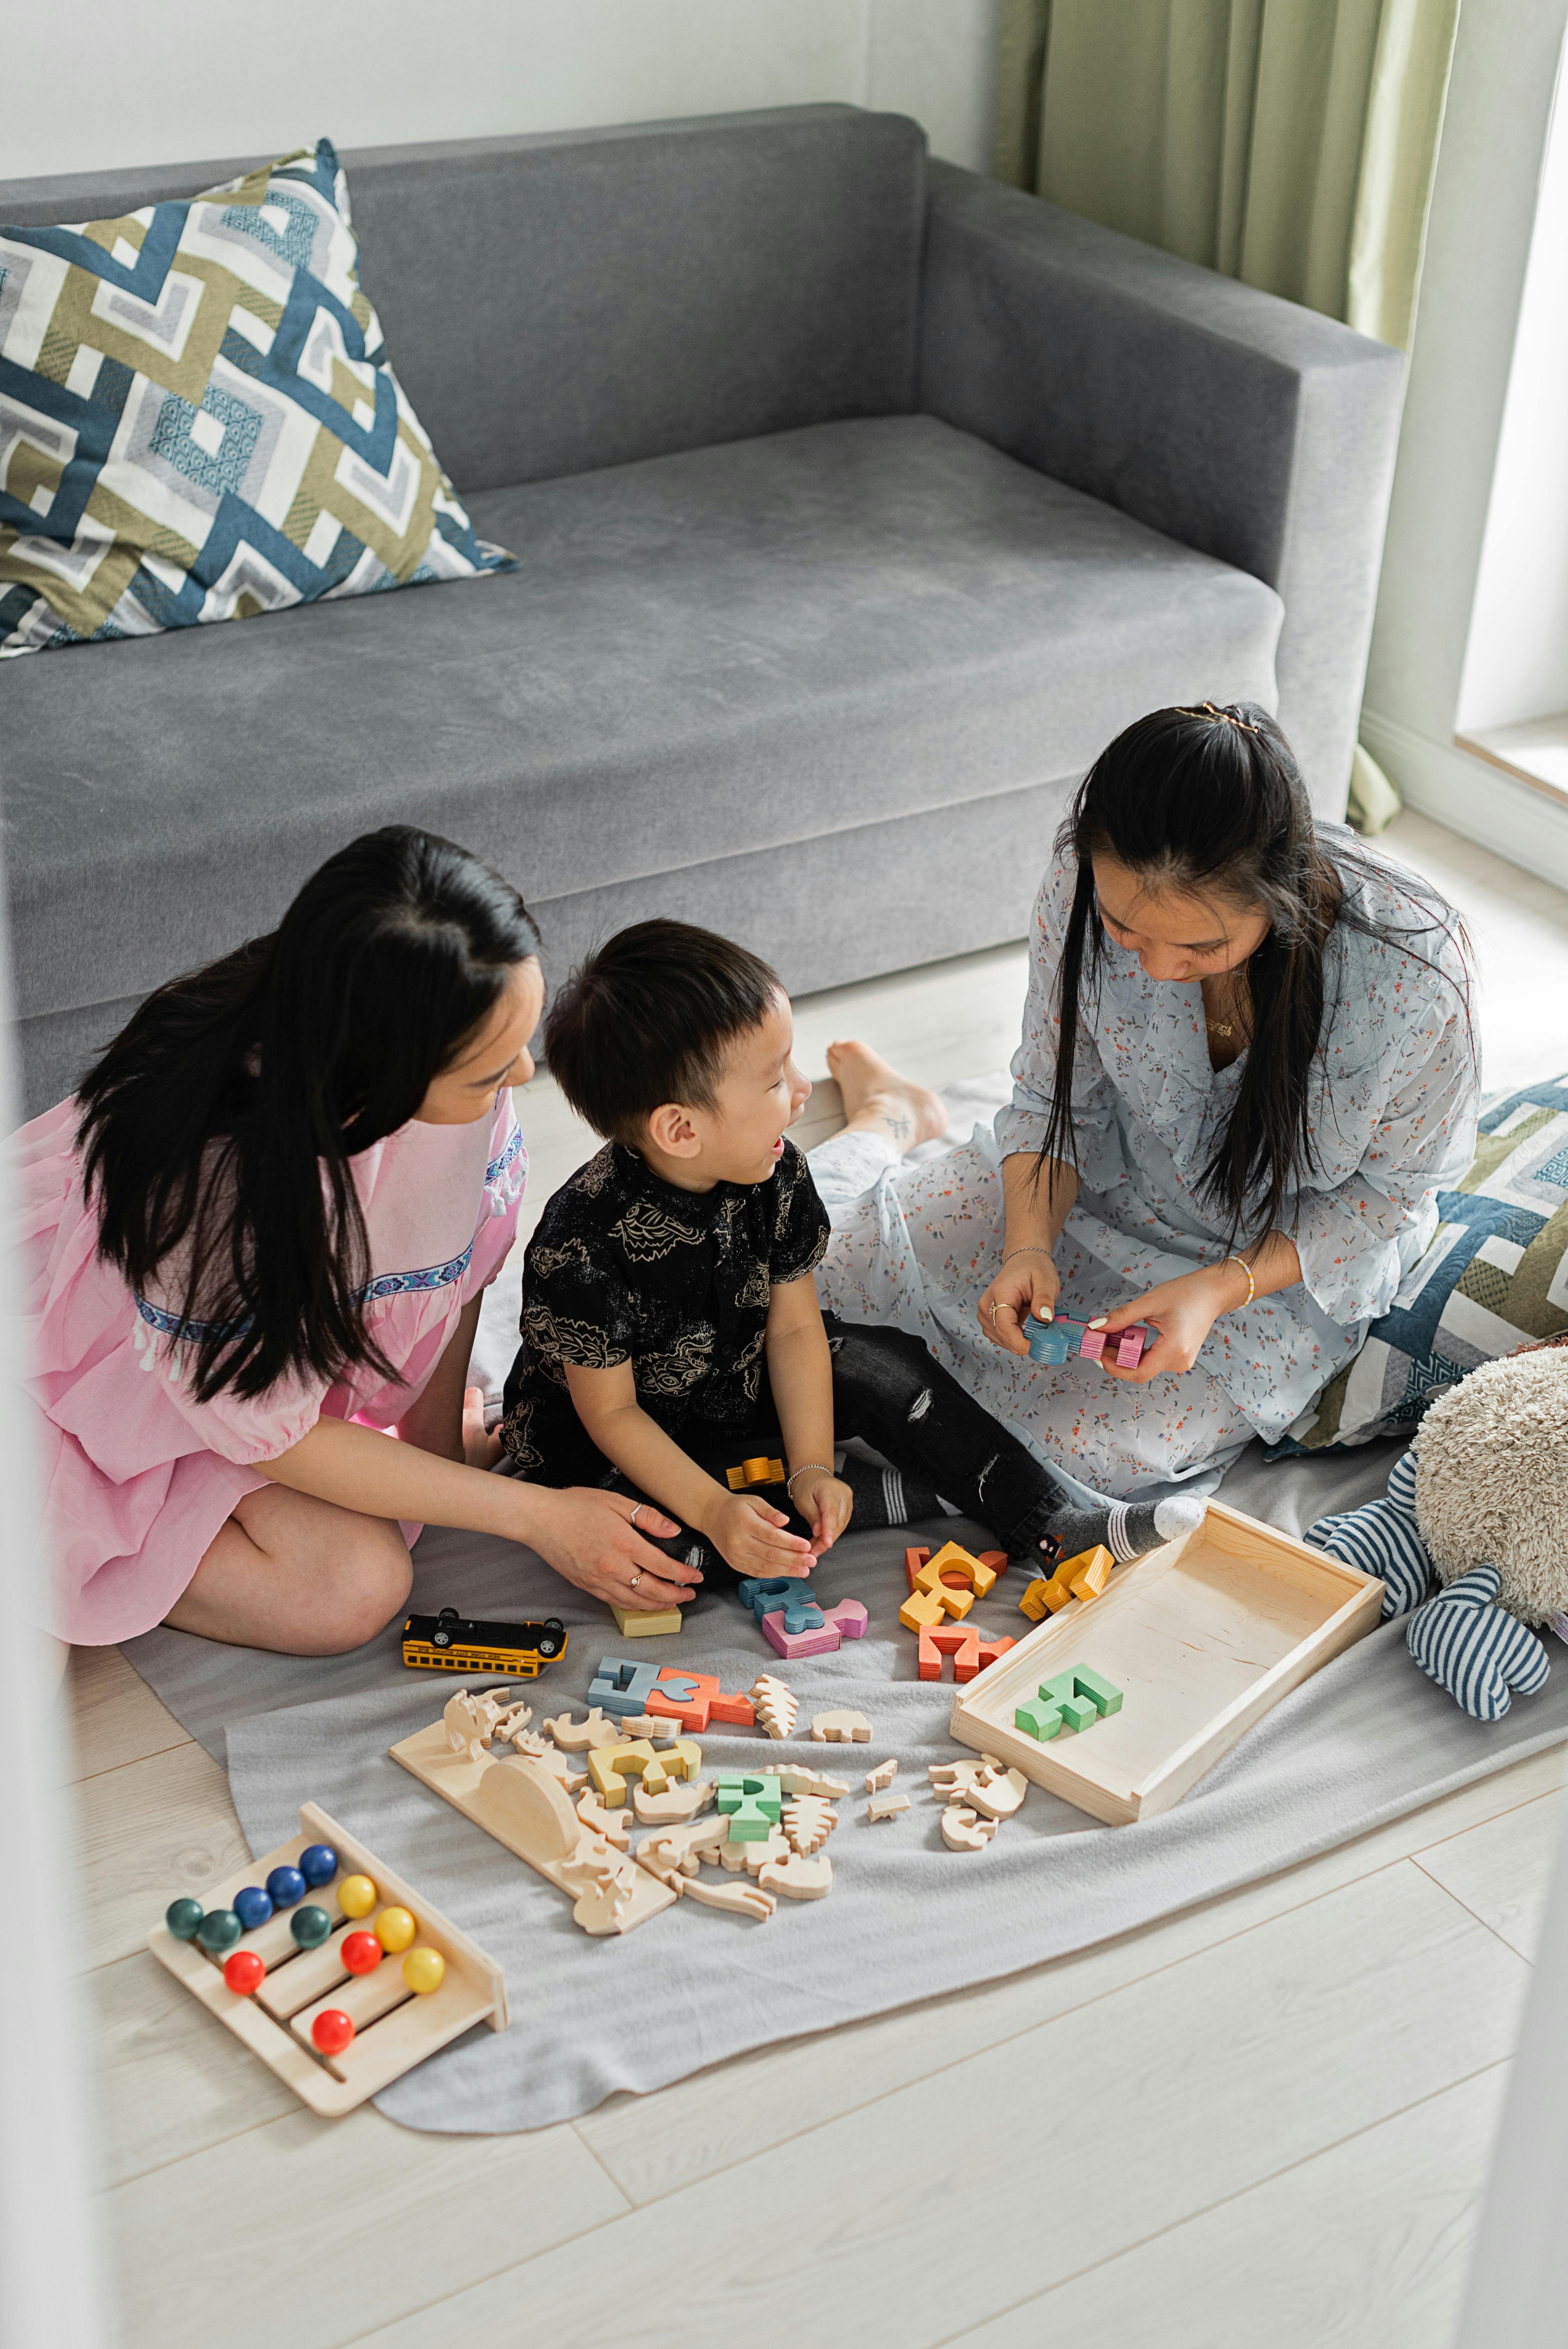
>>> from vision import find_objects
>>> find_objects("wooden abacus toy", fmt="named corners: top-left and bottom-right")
top-left (148, 1802), bottom-right (507, 2116)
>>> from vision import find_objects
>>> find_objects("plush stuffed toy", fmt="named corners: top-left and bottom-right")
top-left (1307, 1341), bottom-right (1568, 1720)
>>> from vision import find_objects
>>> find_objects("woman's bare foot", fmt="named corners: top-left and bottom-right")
top-left (826, 1040), bottom-right (946, 1151)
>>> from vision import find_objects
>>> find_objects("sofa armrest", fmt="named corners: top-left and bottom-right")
top-left (917, 162), bottom-right (1406, 813)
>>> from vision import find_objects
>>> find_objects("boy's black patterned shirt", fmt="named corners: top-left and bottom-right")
top-left (500, 1138), bottom-right (830, 1487)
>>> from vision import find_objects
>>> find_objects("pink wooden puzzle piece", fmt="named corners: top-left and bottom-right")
top-left (760, 1597), bottom-right (868, 1662)
top-left (1116, 1328), bottom-right (1147, 1367)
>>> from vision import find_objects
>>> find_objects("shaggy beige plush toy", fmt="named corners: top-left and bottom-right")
top-left (1308, 1343), bottom-right (1568, 1719)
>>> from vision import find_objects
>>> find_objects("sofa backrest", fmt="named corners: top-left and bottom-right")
top-left (0, 106), bottom-right (926, 494)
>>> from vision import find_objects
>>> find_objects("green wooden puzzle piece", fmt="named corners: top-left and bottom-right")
top-left (715, 1773), bottom-right (784, 1837)
top-left (1017, 1666), bottom-right (1125, 1740)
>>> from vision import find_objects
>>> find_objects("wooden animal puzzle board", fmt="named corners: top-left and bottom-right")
top-left (949, 1502), bottom-right (1383, 1823)
top-left (146, 1803), bottom-right (507, 2116)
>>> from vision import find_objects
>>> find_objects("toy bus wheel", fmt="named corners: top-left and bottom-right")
top-left (433, 1630), bottom-right (451, 1647)
top-left (536, 1624), bottom-right (565, 1658)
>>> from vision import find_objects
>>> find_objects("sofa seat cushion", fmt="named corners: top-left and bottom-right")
top-left (2, 413), bottom-right (1282, 1022)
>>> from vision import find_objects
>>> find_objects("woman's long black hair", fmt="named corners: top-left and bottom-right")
top-left (77, 825), bottom-right (540, 1403)
top-left (1039, 703), bottom-right (1473, 1245)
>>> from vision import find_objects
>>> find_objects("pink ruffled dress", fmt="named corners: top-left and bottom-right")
top-left (16, 1090), bottom-right (526, 1643)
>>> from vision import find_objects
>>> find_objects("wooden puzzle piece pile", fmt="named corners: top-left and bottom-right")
top-left (928, 1754), bottom-right (1032, 1850)
top-left (736, 1574), bottom-right (870, 1659)
top-left (392, 1673), bottom-right (866, 1936)
top-left (1026, 1316), bottom-right (1151, 1368)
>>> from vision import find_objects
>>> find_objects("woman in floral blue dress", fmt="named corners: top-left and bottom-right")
top-left (811, 703), bottom-right (1479, 1500)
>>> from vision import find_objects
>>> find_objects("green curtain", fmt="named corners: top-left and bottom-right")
top-left (994, 0), bottom-right (1461, 829)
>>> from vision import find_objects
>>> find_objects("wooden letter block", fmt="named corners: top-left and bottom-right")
top-left (918, 1625), bottom-right (1017, 1683)
top-left (586, 1739), bottom-right (659, 1801)
top-left (918, 1542), bottom-right (998, 1602)
top-left (1068, 1547), bottom-right (1114, 1604)
top-left (609, 1604), bottom-right (684, 1638)
top-left (727, 1455), bottom-right (786, 1490)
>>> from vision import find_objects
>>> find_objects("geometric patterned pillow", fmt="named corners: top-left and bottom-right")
top-left (1270, 1070), bottom-right (1568, 1454)
top-left (0, 139), bottom-right (513, 658)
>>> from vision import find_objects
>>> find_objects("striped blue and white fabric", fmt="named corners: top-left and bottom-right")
top-left (1306, 1448), bottom-right (1433, 1619)
top-left (1406, 1564), bottom-right (1552, 1720)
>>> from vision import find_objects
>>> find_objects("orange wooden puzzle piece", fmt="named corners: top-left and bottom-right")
top-left (916, 1624), bottom-right (1017, 1682)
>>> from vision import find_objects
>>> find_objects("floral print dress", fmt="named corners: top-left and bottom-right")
top-left (811, 841), bottom-right (1478, 1500)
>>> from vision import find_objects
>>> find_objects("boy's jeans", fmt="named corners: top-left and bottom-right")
top-left (607, 1313), bottom-right (1065, 1579)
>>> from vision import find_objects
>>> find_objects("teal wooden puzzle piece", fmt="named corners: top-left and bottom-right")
top-left (737, 1576), bottom-right (824, 1634)
top-left (1017, 1666), bottom-right (1125, 1741)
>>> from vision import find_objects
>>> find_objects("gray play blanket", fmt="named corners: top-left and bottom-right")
top-left (125, 1434), bottom-right (1568, 2134)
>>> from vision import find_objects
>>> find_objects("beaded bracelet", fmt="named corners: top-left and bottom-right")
top-left (785, 1461), bottom-right (835, 1498)
top-left (1226, 1251), bottom-right (1256, 1309)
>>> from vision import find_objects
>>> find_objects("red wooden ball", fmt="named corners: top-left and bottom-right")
top-left (221, 1949), bottom-right (265, 1996)
top-left (311, 2008), bottom-right (355, 2055)
top-left (340, 1930), bottom-right (383, 1977)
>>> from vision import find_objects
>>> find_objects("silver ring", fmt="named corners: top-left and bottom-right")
top-left (629, 1570), bottom-right (641, 1590)
top-left (629, 1504), bottom-right (643, 1530)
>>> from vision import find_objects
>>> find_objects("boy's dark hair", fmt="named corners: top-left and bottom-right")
top-left (545, 919), bottom-right (782, 1143)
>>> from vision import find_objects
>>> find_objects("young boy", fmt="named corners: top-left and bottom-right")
top-left (501, 920), bottom-right (1193, 1588)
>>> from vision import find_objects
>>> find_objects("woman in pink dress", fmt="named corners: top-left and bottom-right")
top-left (18, 826), bottom-right (695, 1653)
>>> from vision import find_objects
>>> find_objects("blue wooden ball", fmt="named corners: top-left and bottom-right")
top-left (298, 1843), bottom-right (337, 1888)
top-left (265, 1865), bottom-right (306, 1909)
top-left (165, 1898), bottom-right (204, 1941)
top-left (194, 1907), bottom-right (242, 1953)
top-left (233, 1885), bottom-right (273, 1930)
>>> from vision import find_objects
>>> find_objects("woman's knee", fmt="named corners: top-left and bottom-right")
top-left (827, 1320), bottom-right (935, 1415)
top-left (308, 1522), bottom-right (413, 1653)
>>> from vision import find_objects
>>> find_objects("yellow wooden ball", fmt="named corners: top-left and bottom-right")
top-left (374, 1905), bottom-right (416, 1954)
top-left (337, 1874), bottom-right (377, 1919)
top-left (401, 1946), bottom-right (445, 1995)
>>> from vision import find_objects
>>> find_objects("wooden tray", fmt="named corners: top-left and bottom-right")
top-left (948, 1502), bottom-right (1383, 1823)
top-left (146, 1802), bottom-right (508, 2116)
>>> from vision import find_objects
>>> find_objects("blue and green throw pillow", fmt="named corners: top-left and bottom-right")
top-left (1272, 1071), bottom-right (1568, 1454)
top-left (0, 139), bottom-right (512, 656)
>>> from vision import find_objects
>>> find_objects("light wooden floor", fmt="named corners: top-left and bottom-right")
top-left (66, 806), bottom-right (1568, 2349)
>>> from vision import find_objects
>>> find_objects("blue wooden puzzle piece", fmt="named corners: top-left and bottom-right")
top-left (1026, 1319), bottom-right (1074, 1365)
top-left (737, 1576), bottom-right (824, 1634)
top-left (587, 1655), bottom-right (664, 1719)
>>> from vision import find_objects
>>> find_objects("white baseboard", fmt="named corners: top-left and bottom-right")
top-left (1360, 708), bottom-right (1568, 894)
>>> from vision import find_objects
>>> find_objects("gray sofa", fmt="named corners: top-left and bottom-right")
top-left (0, 105), bottom-right (1404, 1116)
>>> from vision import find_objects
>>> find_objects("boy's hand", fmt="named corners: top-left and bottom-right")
top-left (706, 1490), bottom-right (816, 1579)
top-left (788, 1465), bottom-right (853, 1557)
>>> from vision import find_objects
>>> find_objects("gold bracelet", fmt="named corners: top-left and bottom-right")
top-left (1226, 1251), bottom-right (1256, 1309)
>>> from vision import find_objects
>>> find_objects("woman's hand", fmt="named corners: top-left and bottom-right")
top-left (978, 1246), bottom-right (1060, 1358)
top-left (524, 1486), bottom-right (697, 1611)
top-left (1095, 1266), bottom-right (1239, 1384)
top-left (788, 1466), bottom-right (854, 1558)
top-left (462, 1385), bottom-right (502, 1470)
top-left (706, 1490), bottom-right (817, 1579)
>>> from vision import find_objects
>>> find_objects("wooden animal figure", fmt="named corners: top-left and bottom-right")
top-left (576, 1789), bottom-right (632, 1849)
top-left (678, 1876), bottom-right (776, 1921)
top-left (722, 1828), bottom-right (791, 1876)
top-left (866, 1791), bottom-right (910, 1821)
top-left (758, 1851), bottom-right (833, 1900)
top-left (634, 1815), bottom-right (730, 1885)
top-left (966, 1763), bottom-right (1028, 1821)
top-left (559, 1839), bottom-right (638, 1933)
top-left (866, 1758), bottom-right (898, 1793)
top-left (941, 1805), bottom-right (999, 1851)
top-left (929, 1757), bottom-right (992, 1797)
top-left (544, 1708), bottom-right (622, 1751)
top-left (810, 1709), bottom-right (872, 1744)
top-left (632, 1775), bottom-right (716, 1825)
top-left (750, 1674), bottom-right (798, 1739)
top-left (443, 1688), bottom-right (510, 1763)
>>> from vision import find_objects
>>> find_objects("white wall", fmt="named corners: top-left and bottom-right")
top-left (4, 0), bottom-right (1000, 183)
top-left (1358, 0), bottom-right (1568, 888)
top-left (1456, 48), bottom-right (1568, 733)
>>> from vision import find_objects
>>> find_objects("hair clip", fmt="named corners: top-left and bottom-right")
top-left (1176, 700), bottom-right (1262, 735)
